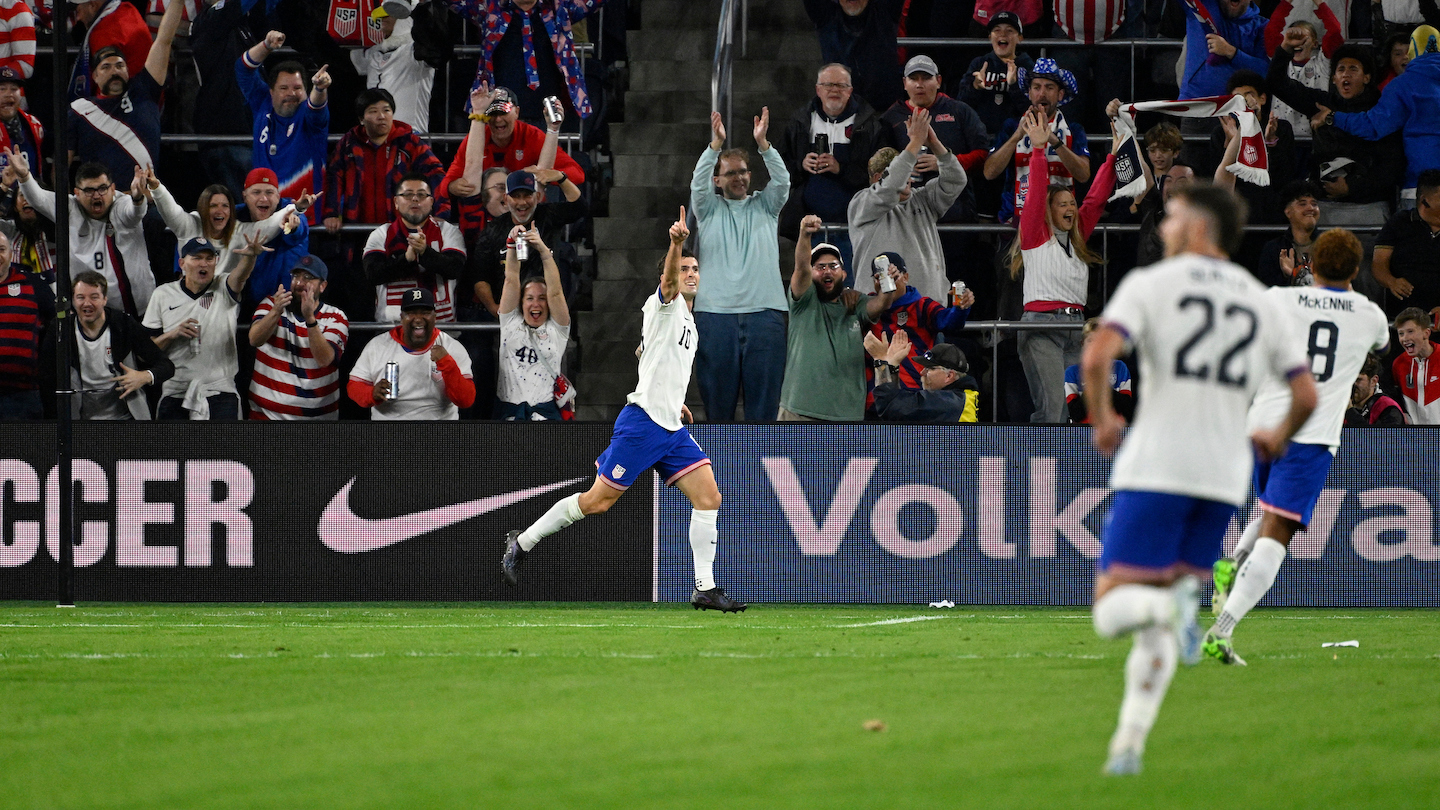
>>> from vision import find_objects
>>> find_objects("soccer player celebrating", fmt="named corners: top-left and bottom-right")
top-left (1081, 184), bottom-right (1317, 776)
top-left (1207, 229), bottom-right (1389, 665)
top-left (502, 207), bottom-right (746, 613)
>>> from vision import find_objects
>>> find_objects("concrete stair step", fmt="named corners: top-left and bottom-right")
top-left (573, 371), bottom-right (640, 404)
top-left (577, 311), bottom-right (644, 343)
top-left (593, 216), bottom-right (674, 249)
top-left (640, 0), bottom-right (814, 29)
top-left (592, 277), bottom-right (665, 310)
top-left (606, 186), bottom-right (690, 219)
top-left (628, 28), bottom-right (821, 62)
top-left (631, 59), bottom-right (815, 94)
top-left (597, 245), bottom-right (669, 280)
top-left (622, 90), bottom-right (781, 123)
top-left (610, 122), bottom-right (710, 156)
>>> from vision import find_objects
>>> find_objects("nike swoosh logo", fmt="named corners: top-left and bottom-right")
top-left (167, 305), bottom-right (183, 310)
top-left (318, 476), bottom-right (586, 553)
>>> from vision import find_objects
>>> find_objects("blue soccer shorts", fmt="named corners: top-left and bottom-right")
top-left (1252, 442), bottom-right (1334, 528)
top-left (1098, 490), bottom-right (1237, 577)
top-left (594, 404), bottom-right (711, 491)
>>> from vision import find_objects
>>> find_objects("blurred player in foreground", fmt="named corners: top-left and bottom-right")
top-left (1082, 184), bottom-right (1317, 776)
top-left (1206, 229), bottom-right (1389, 664)
top-left (502, 207), bottom-right (747, 613)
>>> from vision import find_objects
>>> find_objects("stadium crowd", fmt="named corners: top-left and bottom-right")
top-left (0, 0), bottom-right (1436, 425)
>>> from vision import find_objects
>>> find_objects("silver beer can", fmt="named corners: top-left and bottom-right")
top-left (383, 361), bottom-right (399, 399)
top-left (542, 96), bottom-right (564, 127)
top-left (515, 238), bottom-right (530, 262)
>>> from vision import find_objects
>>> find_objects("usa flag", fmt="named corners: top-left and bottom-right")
top-left (1055, 0), bottom-right (1126, 44)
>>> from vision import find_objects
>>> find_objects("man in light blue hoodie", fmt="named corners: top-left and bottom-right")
top-left (689, 107), bottom-right (791, 421)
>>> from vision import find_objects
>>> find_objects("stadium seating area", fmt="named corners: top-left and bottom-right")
top-left (0, 0), bottom-right (1436, 425)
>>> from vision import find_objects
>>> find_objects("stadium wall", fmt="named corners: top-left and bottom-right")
top-left (2, 425), bottom-right (1436, 606)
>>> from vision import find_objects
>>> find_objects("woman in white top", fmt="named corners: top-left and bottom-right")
top-left (495, 224), bottom-right (572, 420)
top-left (144, 170), bottom-right (301, 277)
top-left (1006, 110), bottom-right (1118, 423)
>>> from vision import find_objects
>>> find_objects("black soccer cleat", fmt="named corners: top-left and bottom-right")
top-left (501, 530), bottom-right (527, 586)
top-left (690, 587), bottom-right (747, 613)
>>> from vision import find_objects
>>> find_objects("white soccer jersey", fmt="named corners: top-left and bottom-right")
top-left (142, 274), bottom-right (241, 399)
top-left (1247, 285), bottom-right (1389, 448)
top-left (497, 310), bottom-right (570, 407)
top-left (627, 287), bottom-right (697, 431)
top-left (1101, 254), bottom-right (1309, 506)
top-left (350, 329), bottom-right (473, 421)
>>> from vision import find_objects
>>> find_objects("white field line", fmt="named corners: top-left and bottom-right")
top-left (834, 615), bottom-right (955, 628)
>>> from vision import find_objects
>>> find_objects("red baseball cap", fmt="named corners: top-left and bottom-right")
top-left (244, 168), bottom-right (279, 189)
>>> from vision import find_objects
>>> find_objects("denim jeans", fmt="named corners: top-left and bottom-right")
top-left (1018, 310), bottom-right (1084, 423)
top-left (695, 310), bottom-right (786, 422)
top-left (158, 393), bottom-right (241, 421)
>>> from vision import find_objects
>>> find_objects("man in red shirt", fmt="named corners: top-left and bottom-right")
top-left (441, 85), bottom-right (582, 237)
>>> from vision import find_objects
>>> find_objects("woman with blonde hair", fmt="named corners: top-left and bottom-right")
top-left (1008, 109), bottom-right (1117, 422)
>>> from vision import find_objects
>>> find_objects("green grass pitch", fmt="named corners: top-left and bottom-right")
top-left (1, 603), bottom-right (1436, 809)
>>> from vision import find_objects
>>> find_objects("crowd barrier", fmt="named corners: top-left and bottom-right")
top-left (3, 424), bottom-right (1437, 606)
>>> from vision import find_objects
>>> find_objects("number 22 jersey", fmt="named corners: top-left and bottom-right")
top-left (627, 287), bottom-right (698, 432)
top-left (1101, 254), bottom-right (1309, 506)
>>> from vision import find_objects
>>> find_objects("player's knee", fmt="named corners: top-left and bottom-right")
top-left (579, 491), bottom-right (617, 516)
top-left (692, 489), bottom-right (721, 511)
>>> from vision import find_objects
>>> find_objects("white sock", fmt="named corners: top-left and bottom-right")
top-left (1093, 584), bottom-right (1174, 639)
top-left (1109, 625), bottom-right (1178, 757)
top-left (1213, 537), bottom-right (1287, 638)
top-left (1231, 518), bottom-right (1262, 565)
top-left (518, 494), bottom-right (584, 551)
top-left (689, 508), bottom-right (718, 591)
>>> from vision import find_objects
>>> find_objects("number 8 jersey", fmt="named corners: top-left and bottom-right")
top-left (1246, 285), bottom-right (1389, 450)
top-left (1101, 255), bottom-right (1309, 506)
top-left (626, 287), bottom-right (698, 432)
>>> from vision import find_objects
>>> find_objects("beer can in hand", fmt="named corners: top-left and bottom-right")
top-left (515, 238), bottom-right (530, 262)
top-left (949, 280), bottom-right (968, 307)
top-left (814, 133), bottom-right (830, 155)
top-left (383, 361), bottom-right (399, 400)
top-left (543, 96), bottom-right (565, 128)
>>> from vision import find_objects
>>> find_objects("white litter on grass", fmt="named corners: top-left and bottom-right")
top-left (928, 600), bottom-right (955, 609)
top-left (834, 615), bottom-right (952, 628)
top-left (1321, 640), bottom-right (1360, 648)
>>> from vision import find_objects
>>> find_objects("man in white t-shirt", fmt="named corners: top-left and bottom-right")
top-left (1206, 228), bottom-right (1389, 665)
top-left (1081, 185), bottom-right (1318, 776)
top-left (502, 207), bottom-right (747, 613)
top-left (143, 234), bottom-right (264, 420)
top-left (347, 287), bottom-right (475, 420)
top-left (495, 224), bottom-right (571, 420)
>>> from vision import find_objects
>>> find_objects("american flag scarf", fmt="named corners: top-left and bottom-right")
top-left (1110, 96), bottom-right (1269, 201)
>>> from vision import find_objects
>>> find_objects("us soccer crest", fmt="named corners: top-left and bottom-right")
top-left (8, 283), bottom-right (18, 296)
top-left (332, 6), bottom-right (357, 39)
top-left (896, 312), bottom-right (909, 327)
top-left (514, 149), bottom-right (524, 161)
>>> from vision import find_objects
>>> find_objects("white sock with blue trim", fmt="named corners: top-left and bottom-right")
top-left (518, 494), bottom-right (584, 551)
top-left (689, 508), bottom-right (718, 591)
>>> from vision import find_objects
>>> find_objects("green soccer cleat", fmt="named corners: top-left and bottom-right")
top-left (1211, 557), bottom-right (1237, 615)
top-left (1203, 630), bottom-right (1247, 666)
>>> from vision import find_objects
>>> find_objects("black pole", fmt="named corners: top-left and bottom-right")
top-left (53, 9), bottom-right (74, 607)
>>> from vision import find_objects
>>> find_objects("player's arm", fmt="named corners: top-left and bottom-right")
top-left (660, 206), bottom-right (688, 303)
top-left (792, 214), bottom-right (819, 299)
top-left (1081, 323), bottom-right (1128, 455)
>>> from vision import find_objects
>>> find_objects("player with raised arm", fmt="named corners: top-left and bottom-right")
top-left (502, 207), bottom-right (746, 613)
top-left (1205, 228), bottom-right (1389, 665)
top-left (1082, 184), bottom-right (1317, 776)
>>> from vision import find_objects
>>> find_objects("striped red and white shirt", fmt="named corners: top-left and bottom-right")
top-left (248, 299), bottom-right (350, 420)
top-left (144, 0), bottom-right (199, 35)
top-left (1055, 0), bottom-right (1127, 45)
top-left (0, 0), bottom-right (35, 79)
